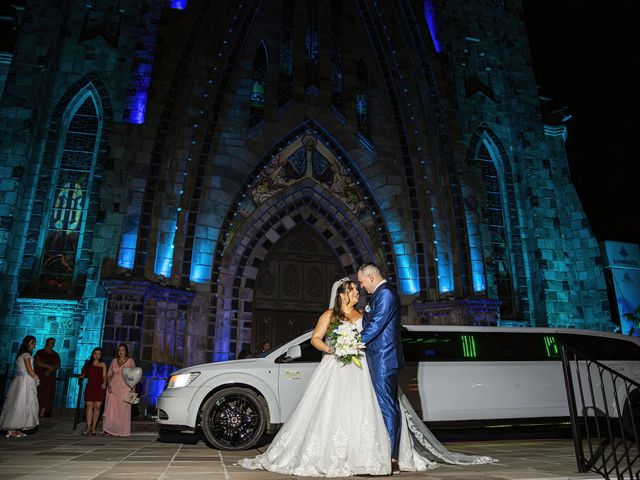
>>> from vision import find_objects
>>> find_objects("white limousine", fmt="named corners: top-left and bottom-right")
top-left (156, 326), bottom-right (640, 450)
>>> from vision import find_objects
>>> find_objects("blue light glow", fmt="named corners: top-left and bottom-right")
top-left (117, 232), bottom-right (138, 269)
top-left (127, 92), bottom-right (147, 124)
top-left (433, 226), bottom-right (454, 293)
top-left (144, 363), bottom-right (173, 407)
top-left (213, 329), bottom-right (231, 362)
top-left (154, 219), bottom-right (177, 277)
top-left (190, 237), bottom-right (213, 283)
top-left (393, 251), bottom-right (419, 294)
top-left (169, 0), bottom-right (188, 9)
top-left (435, 247), bottom-right (453, 293)
top-left (11, 298), bottom-right (106, 408)
top-left (423, 1), bottom-right (442, 53)
top-left (464, 206), bottom-right (486, 292)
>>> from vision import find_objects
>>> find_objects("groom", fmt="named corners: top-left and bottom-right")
top-left (358, 262), bottom-right (405, 474)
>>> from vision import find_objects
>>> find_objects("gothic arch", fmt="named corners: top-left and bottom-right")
top-left (207, 121), bottom-right (398, 359)
top-left (214, 180), bottom-right (382, 359)
top-left (20, 75), bottom-right (113, 297)
top-left (132, 1), bottom-right (261, 273)
top-left (465, 125), bottom-right (530, 321)
top-left (249, 40), bottom-right (268, 128)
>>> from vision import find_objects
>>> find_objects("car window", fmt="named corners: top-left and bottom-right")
top-left (402, 330), bottom-right (640, 362)
top-left (401, 331), bottom-right (562, 361)
top-left (557, 333), bottom-right (640, 360)
top-left (276, 339), bottom-right (323, 363)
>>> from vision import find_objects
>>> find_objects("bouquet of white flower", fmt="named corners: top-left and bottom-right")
top-left (326, 321), bottom-right (365, 368)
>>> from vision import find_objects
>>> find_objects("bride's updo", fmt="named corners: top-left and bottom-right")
top-left (330, 279), bottom-right (358, 323)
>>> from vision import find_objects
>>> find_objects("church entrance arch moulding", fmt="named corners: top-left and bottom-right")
top-left (210, 126), bottom-right (397, 360)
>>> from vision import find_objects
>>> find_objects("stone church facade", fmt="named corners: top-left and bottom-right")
top-left (0, 0), bottom-right (610, 407)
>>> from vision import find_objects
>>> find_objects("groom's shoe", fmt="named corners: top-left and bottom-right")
top-left (391, 459), bottom-right (400, 475)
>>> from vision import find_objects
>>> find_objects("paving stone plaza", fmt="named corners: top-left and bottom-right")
top-left (0, 419), bottom-right (601, 480)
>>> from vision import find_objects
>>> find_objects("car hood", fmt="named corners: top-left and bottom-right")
top-left (168, 358), bottom-right (263, 376)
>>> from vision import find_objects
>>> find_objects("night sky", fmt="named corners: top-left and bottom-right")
top-left (523, 1), bottom-right (640, 246)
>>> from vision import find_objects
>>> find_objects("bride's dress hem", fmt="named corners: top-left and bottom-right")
top-left (238, 319), bottom-right (495, 477)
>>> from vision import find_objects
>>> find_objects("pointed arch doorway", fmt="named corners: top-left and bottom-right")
top-left (252, 224), bottom-right (344, 350)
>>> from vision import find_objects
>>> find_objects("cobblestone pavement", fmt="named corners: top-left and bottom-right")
top-left (0, 419), bottom-right (601, 480)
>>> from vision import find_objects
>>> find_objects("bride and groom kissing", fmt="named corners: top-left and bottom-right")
top-left (239, 262), bottom-right (495, 477)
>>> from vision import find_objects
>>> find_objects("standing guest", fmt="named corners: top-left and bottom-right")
top-left (102, 343), bottom-right (135, 436)
top-left (0, 336), bottom-right (40, 438)
top-left (34, 337), bottom-right (61, 418)
top-left (79, 347), bottom-right (107, 435)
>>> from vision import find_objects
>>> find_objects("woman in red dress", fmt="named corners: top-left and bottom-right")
top-left (79, 347), bottom-right (107, 435)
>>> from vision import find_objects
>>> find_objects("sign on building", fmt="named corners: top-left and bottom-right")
top-left (600, 241), bottom-right (640, 335)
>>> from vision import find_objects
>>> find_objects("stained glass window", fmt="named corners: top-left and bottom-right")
top-left (476, 142), bottom-right (517, 318)
top-left (356, 60), bottom-right (369, 136)
top-left (40, 94), bottom-right (100, 295)
top-left (304, 0), bottom-right (319, 95)
top-left (278, 0), bottom-right (295, 107)
top-left (249, 42), bottom-right (267, 128)
top-left (330, 0), bottom-right (343, 112)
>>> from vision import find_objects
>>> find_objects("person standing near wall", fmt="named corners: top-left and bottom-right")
top-left (34, 337), bottom-right (61, 417)
top-left (0, 336), bottom-right (40, 437)
top-left (79, 347), bottom-right (106, 435)
top-left (102, 344), bottom-right (135, 436)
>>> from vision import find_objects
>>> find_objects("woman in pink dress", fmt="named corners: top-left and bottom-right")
top-left (102, 344), bottom-right (135, 436)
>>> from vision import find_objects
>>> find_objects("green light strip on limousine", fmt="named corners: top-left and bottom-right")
top-left (461, 335), bottom-right (477, 358)
top-left (544, 336), bottom-right (559, 358)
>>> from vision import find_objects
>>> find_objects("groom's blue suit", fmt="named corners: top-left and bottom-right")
top-left (361, 282), bottom-right (405, 458)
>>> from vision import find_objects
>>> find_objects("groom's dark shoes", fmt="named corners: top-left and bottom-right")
top-left (391, 459), bottom-right (400, 475)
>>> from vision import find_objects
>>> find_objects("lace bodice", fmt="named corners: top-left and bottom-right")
top-left (15, 353), bottom-right (32, 374)
top-left (345, 317), bottom-right (363, 332)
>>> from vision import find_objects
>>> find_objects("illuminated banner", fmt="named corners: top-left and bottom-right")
top-left (601, 241), bottom-right (640, 269)
top-left (600, 241), bottom-right (640, 335)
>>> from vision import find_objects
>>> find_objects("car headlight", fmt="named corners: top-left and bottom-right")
top-left (167, 372), bottom-right (200, 389)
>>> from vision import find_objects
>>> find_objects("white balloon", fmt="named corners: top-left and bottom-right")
top-left (122, 367), bottom-right (143, 389)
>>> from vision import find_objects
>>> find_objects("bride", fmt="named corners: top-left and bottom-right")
top-left (238, 278), bottom-right (495, 477)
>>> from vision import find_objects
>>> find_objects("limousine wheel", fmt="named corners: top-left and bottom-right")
top-left (201, 387), bottom-right (268, 450)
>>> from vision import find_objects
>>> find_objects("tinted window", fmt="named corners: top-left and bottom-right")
top-left (557, 334), bottom-right (640, 360)
top-left (401, 331), bottom-right (562, 362)
top-left (276, 339), bottom-right (322, 363)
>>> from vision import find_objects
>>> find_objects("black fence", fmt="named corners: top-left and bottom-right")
top-left (561, 343), bottom-right (640, 479)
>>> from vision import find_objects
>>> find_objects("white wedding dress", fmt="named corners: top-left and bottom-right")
top-left (0, 352), bottom-right (39, 431)
top-left (239, 319), bottom-right (495, 477)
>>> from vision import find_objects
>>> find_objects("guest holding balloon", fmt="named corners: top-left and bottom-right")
top-left (79, 347), bottom-right (107, 435)
top-left (102, 343), bottom-right (135, 436)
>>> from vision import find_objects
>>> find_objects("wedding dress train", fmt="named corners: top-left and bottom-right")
top-left (238, 319), bottom-right (495, 477)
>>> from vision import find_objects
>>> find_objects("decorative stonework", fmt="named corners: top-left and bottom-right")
top-left (414, 298), bottom-right (500, 326)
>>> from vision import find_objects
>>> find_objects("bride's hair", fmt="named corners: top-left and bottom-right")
top-left (16, 335), bottom-right (36, 359)
top-left (330, 280), bottom-right (358, 323)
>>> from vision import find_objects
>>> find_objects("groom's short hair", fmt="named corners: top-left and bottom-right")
top-left (358, 262), bottom-right (382, 277)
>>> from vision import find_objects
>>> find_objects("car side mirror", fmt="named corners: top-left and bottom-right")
top-left (284, 345), bottom-right (302, 362)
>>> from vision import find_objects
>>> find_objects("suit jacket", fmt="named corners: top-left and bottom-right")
top-left (361, 282), bottom-right (405, 371)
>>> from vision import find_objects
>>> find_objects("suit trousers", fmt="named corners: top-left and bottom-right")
top-left (369, 365), bottom-right (401, 458)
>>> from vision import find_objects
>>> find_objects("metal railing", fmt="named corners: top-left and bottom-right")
top-left (560, 343), bottom-right (640, 479)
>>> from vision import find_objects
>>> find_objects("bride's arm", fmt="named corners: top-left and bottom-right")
top-left (310, 310), bottom-right (333, 353)
top-left (23, 354), bottom-right (39, 382)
